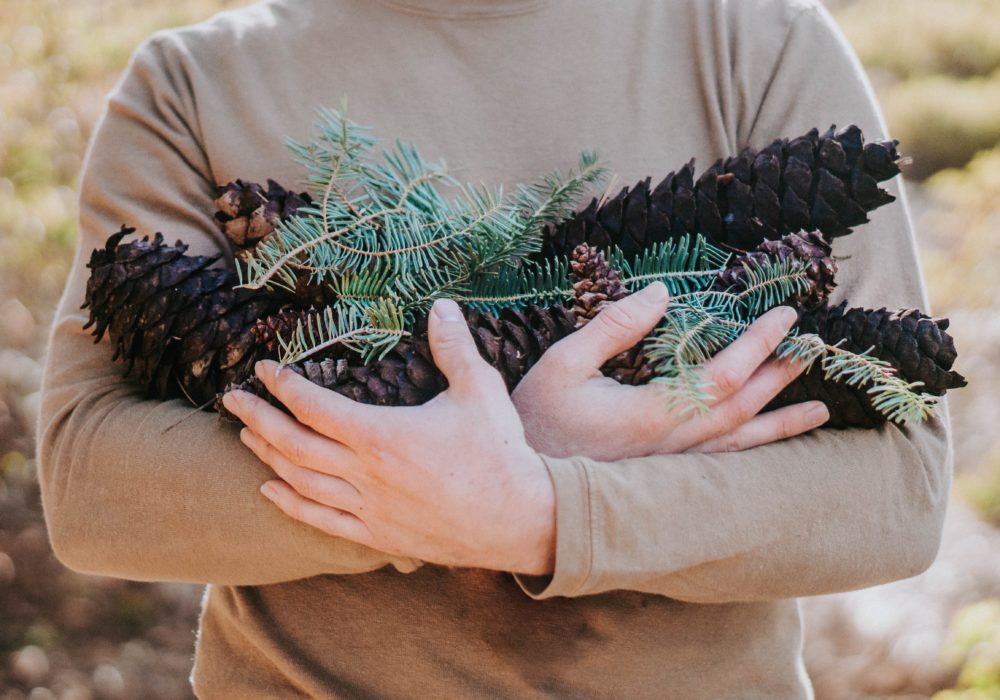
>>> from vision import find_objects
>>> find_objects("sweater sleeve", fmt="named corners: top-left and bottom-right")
top-left (515, 3), bottom-right (953, 603)
top-left (37, 34), bottom-right (421, 585)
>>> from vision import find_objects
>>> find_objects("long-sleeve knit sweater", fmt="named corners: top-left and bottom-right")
top-left (38, 0), bottom-right (953, 696)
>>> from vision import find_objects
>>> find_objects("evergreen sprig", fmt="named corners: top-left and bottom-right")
top-left (237, 108), bottom-right (607, 307)
top-left (233, 109), bottom-right (941, 425)
top-left (277, 298), bottom-right (408, 366)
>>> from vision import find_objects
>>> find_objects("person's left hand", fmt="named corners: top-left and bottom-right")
top-left (222, 299), bottom-right (556, 575)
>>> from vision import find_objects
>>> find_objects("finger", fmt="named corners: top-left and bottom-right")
top-left (428, 299), bottom-right (504, 397)
top-left (260, 480), bottom-right (373, 544)
top-left (253, 360), bottom-right (367, 444)
top-left (702, 353), bottom-right (810, 436)
top-left (241, 429), bottom-right (364, 513)
top-left (701, 305), bottom-right (798, 403)
top-left (223, 390), bottom-right (357, 475)
top-left (687, 401), bottom-right (829, 453)
top-left (548, 282), bottom-right (670, 372)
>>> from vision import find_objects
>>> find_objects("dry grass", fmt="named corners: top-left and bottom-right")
top-left (837, 0), bottom-right (1000, 80)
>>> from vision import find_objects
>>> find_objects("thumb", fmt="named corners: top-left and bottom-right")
top-left (561, 282), bottom-right (670, 370)
top-left (428, 298), bottom-right (495, 395)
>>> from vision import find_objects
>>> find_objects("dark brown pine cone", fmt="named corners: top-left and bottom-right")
top-left (540, 125), bottom-right (900, 260)
top-left (767, 302), bottom-right (968, 428)
top-left (83, 226), bottom-right (284, 405)
top-left (714, 231), bottom-right (838, 310)
top-left (213, 178), bottom-right (313, 260)
top-left (252, 307), bottom-right (323, 353)
top-left (565, 243), bottom-right (654, 385)
top-left (568, 243), bottom-right (629, 324)
top-left (219, 305), bottom-right (579, 415)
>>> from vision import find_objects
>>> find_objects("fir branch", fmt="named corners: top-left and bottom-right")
top-left (457, 258), bottom-right (575, 313)
top-left (613, 235), bottom-right (731, 296)
top-left (776, 334), bottom-right (939, 424)
top-left (515, 151), bottom-right (608, 234)
top-left (277, 299), bottom-right (408, 366)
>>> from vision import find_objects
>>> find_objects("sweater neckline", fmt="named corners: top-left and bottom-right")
top-left (374, 0), bottom-right (552, 19)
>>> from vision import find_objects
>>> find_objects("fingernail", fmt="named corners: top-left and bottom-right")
top-left (255, 360), bottom-right (276, 379)
top-left (807, 401), bottom-right (830, 423)
top-left (222, 392), bottom-right (240, 412)
top-left (637, 282), bottom-right (670, 305)
top-left (432, 298), bottom-right (463, 322)
top-left (260, 482), bottom-right (277, 500)
top-left (239, 428), bottom-right (255, 448)
top-left (777, 306), bottom-right (798, 327)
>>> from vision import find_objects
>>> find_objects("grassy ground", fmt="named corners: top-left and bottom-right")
top-left (1, 0), bottom-right (998, 697)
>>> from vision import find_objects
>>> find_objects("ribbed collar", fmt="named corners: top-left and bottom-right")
top-left (375, 0), bottom-right (552, 19)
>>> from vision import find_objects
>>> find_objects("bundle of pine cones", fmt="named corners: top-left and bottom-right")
top-left (83, 126), bottom-right (966, 428)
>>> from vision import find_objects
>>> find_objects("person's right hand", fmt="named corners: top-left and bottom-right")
top-left (511, 282), bottom-right (830, 461)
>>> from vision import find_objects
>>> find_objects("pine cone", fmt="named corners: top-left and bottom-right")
top-left (213, 178), bottom-right (313, 260)
top-left (252, 307), bottom-right (323, 353)
top-left (568, 243), bottom-right (629, 324)
top-left (767, 302), bottom-right (967, 428)
top-left (220, 305), bottom-right (579, 413)
top-left (566, 243), bottom-right (655, 384)
top-left (540, 125), bottom-right (900, 260)
top-left (715, 231), bottom-right (838, 310)
top-left (83, 226), bottom-right (283, 404)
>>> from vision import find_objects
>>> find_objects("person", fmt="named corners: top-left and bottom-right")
top-left (38, 0), bottom-right (952, 696)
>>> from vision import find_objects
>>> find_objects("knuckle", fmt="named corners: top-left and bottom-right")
top-left (292, 389), bottom-right (322, 426)
top-left (711, 366), bottom-right (741, 397)
top-left (777, 414), bottom-right (800, 438)
top-left (721, 434), bottom-right (745, 453)
top-left (596, 303), bottom-right (638, 337)
top-left (435, 329), bottom-right (468, 353)
top-left (284, 435), bottom-right (310, 465)
top-left (539, 345), bottom-right (572, 374)
top-left (291, 469), bottom-right (321, 502)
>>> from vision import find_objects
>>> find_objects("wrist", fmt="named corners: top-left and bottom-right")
top-left (502, 450), bottom-right (556, 575)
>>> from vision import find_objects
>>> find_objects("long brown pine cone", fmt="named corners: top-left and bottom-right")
top-left (766, 302), bottom-right (967, 428)
top-left (539, 125), bottom-right (900, 260)
top-left (83, 226), bottom-right (284, 405)
top-left (85, 228), bottom-right (963, 429)
top-left (220, 306), bottom-right (579, 415)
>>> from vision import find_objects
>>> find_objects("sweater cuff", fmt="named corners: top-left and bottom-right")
top-left (513, 455), bottom-right (594, 599)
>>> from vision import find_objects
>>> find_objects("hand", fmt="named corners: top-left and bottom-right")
top-left (222, 299), bottom-right (556, 575)
top-left (512, 282), bottom-right (829, 461)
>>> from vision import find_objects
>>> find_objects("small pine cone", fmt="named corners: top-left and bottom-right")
top-left (767, 302), bottom-right (967, 428)
top-left (84, 226), bottom-right (283, 404)
top-left (219, 305), bottom-right (579, 416)
top-left (715, 231), bottom-right (837, 310)
top-left (540, 125), bottom-right (900, 260)
top-left (569, 243), bottom-right (629, 324)
top-left (252, 307), bottom-right (322, 353)
top-left (213, 178), bottom-right (313, 257)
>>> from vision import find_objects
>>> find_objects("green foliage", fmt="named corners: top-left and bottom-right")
top-left (238, 109), bottom-right (942, 424)
top-left (882, 72), bottom-right (1000, 179)
top-left (921, 147), bottom-right (1000, 309)
top-left (642, 261), bottom-right (938, 423)
top-left (837, 0), bottom-right (1000, 80)
top-left (0, 0), bottom-right (251, 325)
top-left (935, 600), bottom-right (1000, 697)
top-left (240, 107), bottom-right (607, 320)
top-left (960, 450), bottom-right (1000, 527)
top-left (277, 299), bottom-right (408, 366)
top-left (611, 235), bottom-right (731, 296)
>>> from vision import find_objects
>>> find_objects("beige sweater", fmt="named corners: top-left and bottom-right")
top-left (38, 0), bottom-right (953, 696)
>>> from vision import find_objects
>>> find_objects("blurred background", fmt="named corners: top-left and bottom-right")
top-left (1, 0), bottom-right (998, 697)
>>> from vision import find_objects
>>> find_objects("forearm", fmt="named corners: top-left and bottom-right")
top-left (517, 408), bottom-right (950, 602)
top-left (38, 308), bottom-right (420, 585)
top-left (37, 32), bottom-right (420, 585)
